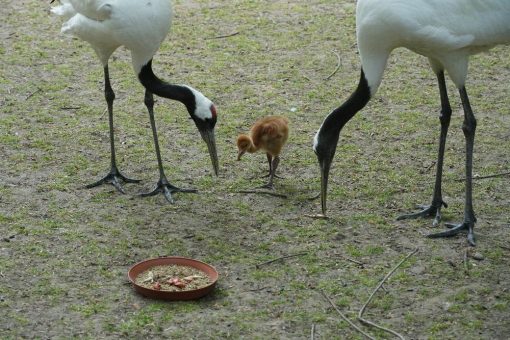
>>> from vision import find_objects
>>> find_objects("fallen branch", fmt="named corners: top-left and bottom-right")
top-left (358, 248), bottom-right (418, 340)
top-left (456, 171), bottom-right (510, 182)
top-left (255, 252), bottom-right (307, 269)
top-left (237, 190), bottom-right (288, 198)
top-left (310, 323), bottom-right (316, 340)
top-left (320, 290), bottom-right (375, 340)
top-left (325, 50), bottom-right (341, 80)
top-left (207, 32), bottom-right (239, 40)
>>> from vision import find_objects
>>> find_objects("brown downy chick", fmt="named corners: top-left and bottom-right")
top-left (237, 116), bottom-right (289, 189)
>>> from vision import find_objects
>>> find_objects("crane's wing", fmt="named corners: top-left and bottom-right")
top-left (52, 0), bottom-right (112, 21)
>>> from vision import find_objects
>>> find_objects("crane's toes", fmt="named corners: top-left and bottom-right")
top-left (140, 179), bottom-right (198, 203)
top-left (163, 186), bottom-right (175, 204)
top-left (255, 183), bottom-right (275, 190)
top-left (260, 173), bottom-right (284, 179)
top-left (117, 173), bottom-right (141, 184)
top-left (427, 222), bottom-right (476, 246)
top-left (396, 201), bottom-right (447, 226)
top-left (84, 169), bottom-right (140, 194)
top-left (110, 177), bottom-right (126, 194)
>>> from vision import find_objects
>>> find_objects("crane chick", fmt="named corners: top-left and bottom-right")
top-left (237, 116), bottom-right (289, 189)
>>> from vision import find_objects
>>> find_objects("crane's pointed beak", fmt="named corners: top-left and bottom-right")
top-left (200, 128), bottom-right (219, 176)
top-left (318, 155), bottom-right (332, 215)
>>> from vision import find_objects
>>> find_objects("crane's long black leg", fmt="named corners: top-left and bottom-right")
top-left (85, 65), bottom-right (140, 193)
top-left (140, 90), bottom-right (197, 203)
top-left (397, 71), bottom-right (450, 225)
top-left (428, 87), bottom-right (476, 246)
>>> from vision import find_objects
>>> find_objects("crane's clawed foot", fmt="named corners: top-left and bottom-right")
top-left (427, 221), bottom-right (476, 246)
top-left (261, 173), bottom-right (284, 180)
top-left (140, 177), bottom-right (197, 203)
top-left (256, 182), bottom-right (275, 190)
top-left (85, 167), bottom-right (140, 194)
top-left (396, 201), bottom-right (447, 227)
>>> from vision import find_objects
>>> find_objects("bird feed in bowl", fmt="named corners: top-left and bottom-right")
top-left (134, 264), bottom-right (212, 292)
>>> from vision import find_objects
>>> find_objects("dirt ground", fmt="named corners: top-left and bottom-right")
top-left (1, 0), bottom-right (509, 339)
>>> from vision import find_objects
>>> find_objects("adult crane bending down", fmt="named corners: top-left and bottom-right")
top-left (52, 0), bottom-right (219, 203)
top-left (313, 0), bottom-right (510, 245)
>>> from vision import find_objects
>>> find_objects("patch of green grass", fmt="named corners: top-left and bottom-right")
top-left (71, 301), bottom-right (108, 318)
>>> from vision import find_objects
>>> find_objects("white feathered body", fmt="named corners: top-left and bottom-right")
top-left (52, 0), bottom-right (172, 73)
top-left (356, 0), bottom-right (510, 93)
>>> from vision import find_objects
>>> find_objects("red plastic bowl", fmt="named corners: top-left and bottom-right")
top-left (128, 256), bottom-right (218, 300)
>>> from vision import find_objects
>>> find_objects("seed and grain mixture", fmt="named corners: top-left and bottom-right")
top-left (135, 265), bottom-right (211, 291)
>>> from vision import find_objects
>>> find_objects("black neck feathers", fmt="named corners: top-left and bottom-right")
top-left (325, 69), bottom-right (371, 134)
top-left (315, 68), bottom-right (371, 158)
top-left (138, 60), bottom-right (196, 113)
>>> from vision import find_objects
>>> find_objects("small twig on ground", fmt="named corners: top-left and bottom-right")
top-left (99, 108), bottom-right (108, 119)
top-left (207, 31), bottom-right (239, 40)
top-left (255, 252), bottom-right (308, 269)
top-left (343, 257), bottom-right (364, 267)
top-left (237, 190), bottom-right (288, 198)
top-left (331, 253), bottom-right (364, 267)
top-left (358, 248), bottom-right (418, 340)
top-left (456, 171), bottom-right (510, 181)
top-left (25, 88), bottom-right (41, 100)
top-left (464, 249), bottom-right (470, 273)
top-left (60, 106), bottom-right (81, 110)
top-left (310, 323), bottom-right (316, 340)
top-left (324, 50), bottom-right (341, 80)
top-left (307, 192), bottom-right (321, 200)
top-left (380, 284), bottom-right (388, 293)
top-left (423, 161), bottom-right (436, 173)
top-left (320, 290), bottom-right (375, 340)
top-left (246, 286), bottom-right (270, 292)
top-left (304, 213), bottom-right (329, 220)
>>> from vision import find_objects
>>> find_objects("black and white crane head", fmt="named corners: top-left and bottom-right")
top-left (183, 85), bottom-right (219, 175)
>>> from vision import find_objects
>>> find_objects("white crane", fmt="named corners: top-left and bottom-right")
top-left (313, 0), bottom-right (510, 245)
top-left (51, 0), bottom-right (219, 203)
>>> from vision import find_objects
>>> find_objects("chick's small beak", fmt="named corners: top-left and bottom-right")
top-left (199, 128), bottom-right (219, 176)
top-left (237, 150), bottom-right (245, 161)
